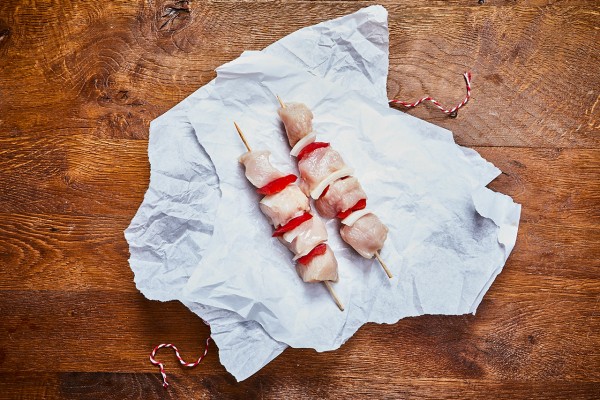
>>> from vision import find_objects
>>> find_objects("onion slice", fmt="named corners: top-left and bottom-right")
top-left (290, 133), bottom-right (317, 157)
top-left (341, 209), bottom-right (373, 226)
top-left (282, 225), bottom-right (301, 243)
top-left (310, 167), bottom-right (354, 199)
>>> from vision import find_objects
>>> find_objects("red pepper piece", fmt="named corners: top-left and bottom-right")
top-left (321, 185), bottom-right (330, 198)
top-left (296, 142), bottom-right (330, 162)
top-left (297, 243), bottom-right (327, 265)
top-left (336, 198), bottom-right (367, 219)
top-left (272, 212), bottom-right (313, 237)
top-left (257, 174), bottom-right (297, 195)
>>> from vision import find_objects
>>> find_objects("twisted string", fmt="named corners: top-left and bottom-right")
top-left (150, 335), bottom-right (212, 388)
top-left (389, 72), bottom-right (472, 118)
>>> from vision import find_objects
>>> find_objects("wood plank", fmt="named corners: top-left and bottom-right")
top-left (0, 133), bottom-right (150, 216)
top-left (55, 373), bottom-right (600, 400)
top-left (479, 147), bottom-right (600, 282)
top-left (0, 213), bottom-right (134, 291)
top-left (1, 212), bottom-right (597, 293)
top-left (0, 2), bottom-right (597, 147)
top-left (0, 290), bottom-right (597, 381)
top-left (0, 132), bottom-right (598, 218)
top-left (0, 291), bottom-right (218, 373)
top-left (0, 373), bottom-right (60, 400)
top-left (0, 146), bottom-right (598, 291)
top-left (2, 372), bottom-right (597, 400)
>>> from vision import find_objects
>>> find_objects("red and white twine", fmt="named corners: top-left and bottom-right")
top-left (150, 335), bottom-right (212, 388)
top-left (389, 72), bottom-right (472, 117)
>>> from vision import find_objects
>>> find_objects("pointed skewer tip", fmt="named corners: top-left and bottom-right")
top-left (276, 95), bottom-right (286, 109)
top-left (233, 121), bottom-right (252, 152)
top-left (324, 281), bottom-right (344, 311)
top-left (375, 251), bottom-right (393, 279)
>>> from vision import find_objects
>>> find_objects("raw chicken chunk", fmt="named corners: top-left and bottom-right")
top-left (259, 185), bottom-right (310, 228)
top-left (340, 213), bottom-right (388, 258)
top-left (298, 147), bottom-right (348, 194)
top-left (239, 150), bottom-right (287, 188)
top-left (278, 102), bottom-right (313, 147)
top-left (295, 245), bottom-right (339, 283)
top-left (315, 177), bottom-right (367, 219)
top-left (278, 214), bottom-right (328, 258)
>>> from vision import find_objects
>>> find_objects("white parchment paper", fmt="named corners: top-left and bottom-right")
top-left (125, 5), bottom-right (520, 381)
top-left (182, 49), bottom-right (520, 349)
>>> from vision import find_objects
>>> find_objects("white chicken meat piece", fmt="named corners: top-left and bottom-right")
top-left (295, 245), bottom-right (339, 283)
top-left (239, 150), bottom-right (288, 188)
top-left (278, 102), bottom-right (314, 147)
top-left (278, 214), bottom-right (328, 258)
top-left (315, 177), bottom-right (367, 219)
top-left (259, 185), bottom-right (310, 228)
top-left (298, 147), bottom-right (348, 195)
top-left (340, 213), bottom-right (388, 258)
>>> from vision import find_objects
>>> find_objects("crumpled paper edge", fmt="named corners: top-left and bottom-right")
top-left (470, 188), bottom-right (522, 313)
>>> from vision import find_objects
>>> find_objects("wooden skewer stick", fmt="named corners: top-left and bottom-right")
top-left (375, 251), bottom-right (393, 279)
top-left (276, 95), bottom-right (286, 109)
top-left (235, 120), bottom-right (344, 311)
top-left (324, 281), bottom-right (344, 311)
top-left (234, 122), bottom-right (252, 152)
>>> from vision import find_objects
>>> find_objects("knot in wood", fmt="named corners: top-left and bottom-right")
top-left (160, 0), bottom-right (191, 31)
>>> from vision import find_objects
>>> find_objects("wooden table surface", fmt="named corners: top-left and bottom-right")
top-left (1, 0), bottom-right (599, 398)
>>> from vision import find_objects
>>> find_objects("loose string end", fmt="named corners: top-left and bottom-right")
top-left (150, 336), bottom-right (212, 389)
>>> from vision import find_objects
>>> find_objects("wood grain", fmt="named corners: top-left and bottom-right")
top-left (0, 0), bottom-right (598, 398)
top-left (4, 372), bottom-right (600, 400)
top-left (1, 290), bottom-right (598, 382)
top-left (1, 148), bottom-right (597, 291)
top-left (1, 2), bottom-right (598, 147)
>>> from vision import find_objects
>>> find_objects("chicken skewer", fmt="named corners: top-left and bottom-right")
top-left (275, 98), bottom-right (392, 279)
top-left (233, 122), bottom-right (345, 311)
